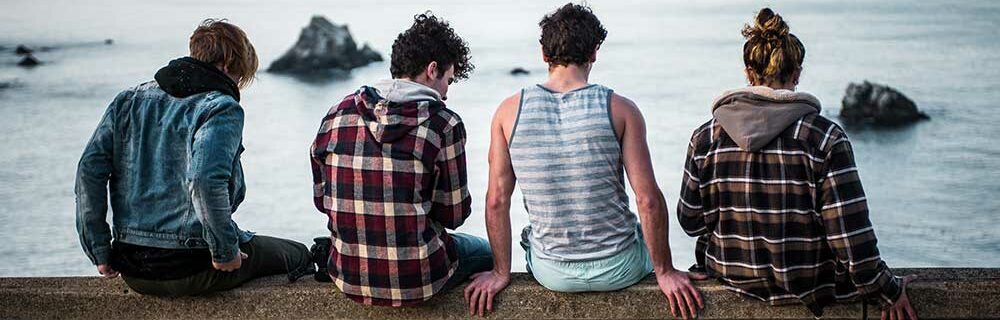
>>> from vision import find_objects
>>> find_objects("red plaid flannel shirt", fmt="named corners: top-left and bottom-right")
top-left (310, 87), bottom-right (471, 306)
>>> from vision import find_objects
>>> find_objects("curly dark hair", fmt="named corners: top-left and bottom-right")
top-left (390, 13), bottom-right (473, 81)
top-left (539, 3), bottom-right (607, 67)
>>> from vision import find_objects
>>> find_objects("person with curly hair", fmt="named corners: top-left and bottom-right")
top-left (310, 13), bottom-right (490, 307)
top-left (463, 3), bottom-right (704, 318)
top-left (676, 8), bottom-right (917, 319)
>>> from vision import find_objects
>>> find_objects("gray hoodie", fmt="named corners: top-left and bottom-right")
top-left (352, 79), bottom-right (445, 143)
top-left (711, 86), bottom-right (822, 152)
top-left (372, 79), bottom-right (441, 103)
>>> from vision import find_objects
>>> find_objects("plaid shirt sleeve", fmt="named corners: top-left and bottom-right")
top-left (819, 135), bottom-right (902, 307)
top-left (428, 119), bottom-right (471, 230)
top-left (310, 107), bottom-right (337, 218)
top-left (678, 129), bottom-right (711, 237)
top-left (310, 140), bottom-right (326, 214)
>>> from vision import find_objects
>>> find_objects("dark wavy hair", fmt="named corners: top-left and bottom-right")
top-left (390, 13), bottom-right (473, 81)
top-left (539, 3), bottom-right (607, 67)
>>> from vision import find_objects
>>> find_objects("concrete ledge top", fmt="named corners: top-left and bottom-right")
top-left (2, 268), bottom-right (998, 319)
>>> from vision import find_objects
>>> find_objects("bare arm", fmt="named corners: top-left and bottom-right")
top-left (465, 92), bottom-right (520, 317)
top-left (612, 94), bottom-right (704, 319)
top-left (484, 94), bottom-right (518, 278)
top-left (613, 94), bottom-right (674, 273)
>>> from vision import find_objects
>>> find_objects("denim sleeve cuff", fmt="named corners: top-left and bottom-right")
top-left (90, 247), bottom-right (111, 266)
top-left (211, 243), bottom-right (240, 263)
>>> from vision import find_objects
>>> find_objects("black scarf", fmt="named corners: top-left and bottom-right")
top-left (154, 57), bottom-right (240, 101)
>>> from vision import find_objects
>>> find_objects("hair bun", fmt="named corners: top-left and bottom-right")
top-left (740, 7), bottom-right (805, 84)
top-left (742, 8), bottom-right (789, 42)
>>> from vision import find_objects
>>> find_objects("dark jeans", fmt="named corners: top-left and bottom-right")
top-left (441, 232), bottom-right (494, 291)
top-left (122, 235), bottom-right (313, 297)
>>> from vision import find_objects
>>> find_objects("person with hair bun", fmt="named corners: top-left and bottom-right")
top-left (676, 8), bottom-right (918, 319)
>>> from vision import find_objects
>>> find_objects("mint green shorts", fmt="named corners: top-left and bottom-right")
top-left (522, 226), bottom-right (654, 292)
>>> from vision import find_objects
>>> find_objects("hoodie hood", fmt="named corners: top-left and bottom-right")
top-left (354, 79), bottom-right (446, 143)
top-left (154, 57), bottom-right (240, 101)
top-left (711, 86), bottom-right (821, 152)
top-left (372, 79), bottom-right (442, 103)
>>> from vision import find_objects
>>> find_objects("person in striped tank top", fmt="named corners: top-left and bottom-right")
top-left (463, 4), bottom-right (704, 319)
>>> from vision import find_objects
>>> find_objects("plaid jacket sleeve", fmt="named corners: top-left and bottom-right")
top-left (678, 129), bottom-right (711, 237)
top-left (818, 135), bottom-right (902, 307)
top-left (310, 107), bottom-right (337, 217)
top-left (310, 135), bottom-right (327, 215)
top-left (428, 119), bottom-right (471, 230)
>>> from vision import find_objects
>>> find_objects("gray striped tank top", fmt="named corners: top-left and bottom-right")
top-left (509, 84), bottom-right (637, 261)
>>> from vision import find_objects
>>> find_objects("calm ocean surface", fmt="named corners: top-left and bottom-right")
top-left (0, 0), bottom-right (997, 276)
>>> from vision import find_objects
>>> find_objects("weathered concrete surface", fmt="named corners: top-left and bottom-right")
top-left (1, 268), bottom-right (997, 319)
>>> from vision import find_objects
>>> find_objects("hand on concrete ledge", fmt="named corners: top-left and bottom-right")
top-left (464, 270), bottom-right (510, 317)
top-left (882, 275), bottom-right (918, 320)
top-left (657, 269), bottom-right (707, 319)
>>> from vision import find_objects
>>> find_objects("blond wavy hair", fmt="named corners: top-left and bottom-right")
top-left (189, 19), bottom-right (258, 89)
top-left (742, 8), bottom-right (805, 85)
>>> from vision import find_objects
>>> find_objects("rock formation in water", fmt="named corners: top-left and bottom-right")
top-left (15, 45), bottom-right (32, 55)
top-left (841, 81), bottom-right (929, 125)
top-left (17, 54), bottom-right (40, 67)
top-left (268, 16), bottom-right (382, 76)
top-left (510, 67), bottom-right (530, 76)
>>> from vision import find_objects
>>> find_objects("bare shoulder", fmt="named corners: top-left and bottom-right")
top-left (610, 93), bottom-right (642, 121)
top-left (496, 92), bottom-right (521, 116)
top-left (609, 93), bottom-right (644, 139)
top-left (493, 91), bottom-right (522, 127)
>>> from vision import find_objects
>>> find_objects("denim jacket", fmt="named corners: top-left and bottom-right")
top-left (75, 77), bottom-right (253, 266)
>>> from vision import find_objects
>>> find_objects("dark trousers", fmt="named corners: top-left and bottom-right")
top-left (122, 235), bottom-right (313, 297)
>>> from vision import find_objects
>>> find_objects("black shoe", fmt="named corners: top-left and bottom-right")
top-left (310, 237), bottom-right (333, 282)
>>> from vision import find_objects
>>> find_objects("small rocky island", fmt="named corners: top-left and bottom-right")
top-left (13, 45), bottom-right (41, 67)
top-left (841, 81), bottom-right (929, 125)
top-left (510, 67), bottom-right (530, 76)
top-left (268, 16), bottom-right (382, 77)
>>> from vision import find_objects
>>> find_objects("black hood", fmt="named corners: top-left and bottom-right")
top-left (154, 57), bottom-right (240, 101)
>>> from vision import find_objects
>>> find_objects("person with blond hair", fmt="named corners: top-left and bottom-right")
top-left (677, 8), bottom-right (918, 319)
top-left (76, 19), bottom-right (312, 297)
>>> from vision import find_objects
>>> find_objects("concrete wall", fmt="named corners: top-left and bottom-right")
top-left (1, 268), bottom-right (997, 319)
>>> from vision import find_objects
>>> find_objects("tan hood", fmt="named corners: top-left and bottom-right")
top-left (711, 86), bottom-right (822, 152)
